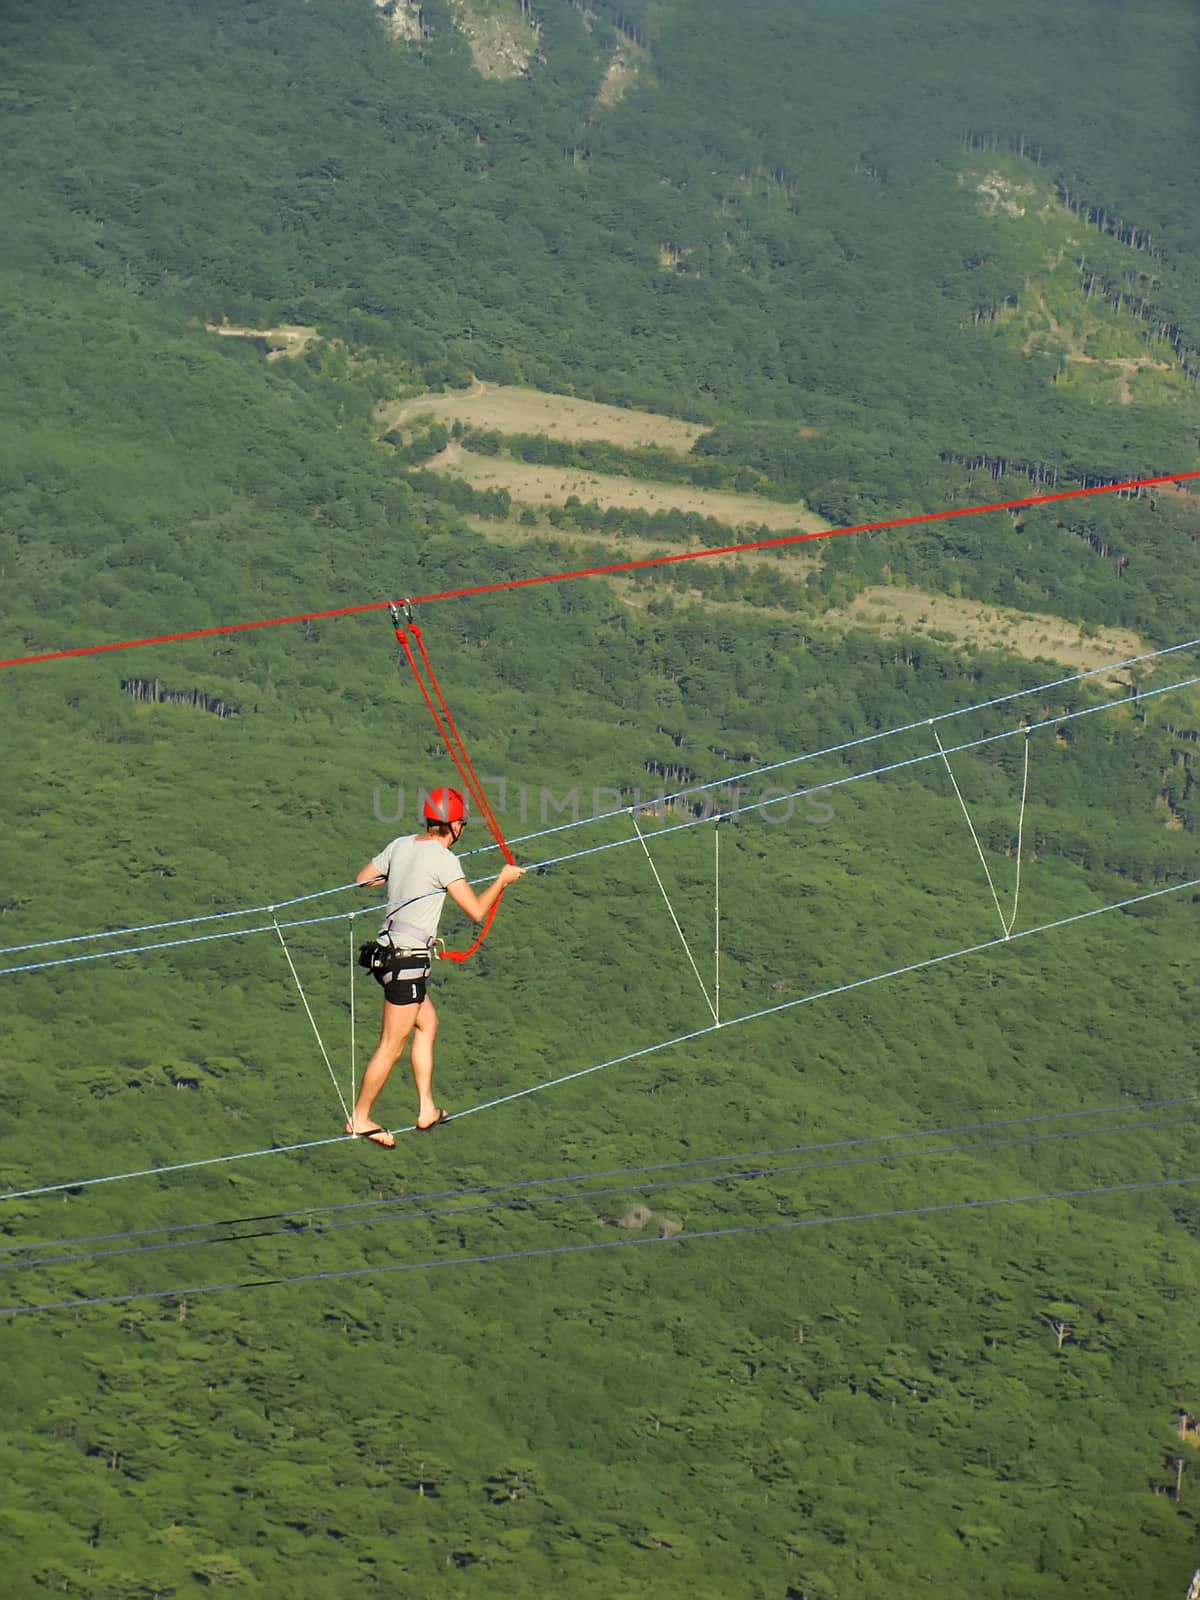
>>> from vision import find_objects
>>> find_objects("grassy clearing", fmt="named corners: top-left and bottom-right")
top-left (464, 512), bottom-right (822, 573)
top-left (447, 0), bottom-right (539, 79)
top-left (597, 37), bottom-right (651, 108)
top-left (823, 586), bottom-right (1148, 676)
top-left (377, 380), bottom-right (705, 451)
top-left (967, 157), bottom-right (1198, 409)
top-left (623, 580), bottom-right (1149, 675)
top-left (430, 441), bottom-right (825, 530)
top-left (373, 0), bottom-right (423, 42)
top-left (464, 516), bottom-right (1148, 674)
top-left (204, 322), bottom-right (317, 361)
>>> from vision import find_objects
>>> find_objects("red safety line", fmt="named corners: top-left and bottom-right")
top-left (3, 470), bottom-right (1197, 670)
top-left (409, 625), bottom-right (514, 863)
top-left (393, 621), bottom-right (512, 962)
top-left (394, 624), bottom-right (510, 853)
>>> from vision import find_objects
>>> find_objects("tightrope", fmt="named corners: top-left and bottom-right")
top-left (2, 873), bottom-right (1194, 1203)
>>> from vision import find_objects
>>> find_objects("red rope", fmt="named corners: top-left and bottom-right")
top-left (5, 470), bottom-right (1198, 671)
top-left (410, 625), bottom-right (513, 862)
top-left (393, 619), bottom-right (512, 962)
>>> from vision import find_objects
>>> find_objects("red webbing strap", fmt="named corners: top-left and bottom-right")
top-left (394, 625), bottom-right (511, 858)
top-left (392, 615), bottom-right (512, 962)
top-left (409, 625), bottom-right (514, 864)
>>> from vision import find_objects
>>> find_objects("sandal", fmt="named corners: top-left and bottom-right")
top-left (346, 1122), bottom-right (396, 1149)
top-left (415, 1109), bottom-right (450, 1133)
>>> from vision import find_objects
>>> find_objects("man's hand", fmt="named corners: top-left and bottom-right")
top-left (448, 863), bottom-right (525, 924)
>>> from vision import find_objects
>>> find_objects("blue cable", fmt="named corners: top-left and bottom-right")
top-left (3, 1172), bottom-right (1196, 1318)
top-left (2, 671), bottom-right (1197, 979)
top-left (532, 674), bottom-right (1200, 871)
top-left (6, 1112), bottom-right (1194, 1277)
top-left (7, 1093), bottom-right (1190, 1256)
top-left (4, 636), bottom-right (1195, 961)
top-left (0, 880), bottom-right (362, 957)
top-left (460, 635), bottom-right (1200, 859)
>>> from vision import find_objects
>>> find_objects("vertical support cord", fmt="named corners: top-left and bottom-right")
top-left (629, 811), bottom-right (718, 1024)
top-left (272, 913), bottom-right (351, 1125)
top-left (714, 822), bottom-right (721, 1026)
top-left (348, 913), bottom-right (357, 1118)
top-left (931, 726), bottom-right (1010, 939)
top-left (1006, 734), bottom-right (1032, 937)
top-left (931, 725), bottom-right (1032, 940)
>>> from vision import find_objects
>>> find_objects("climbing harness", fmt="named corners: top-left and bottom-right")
top-left (356, 928), bottom-right (440, 975)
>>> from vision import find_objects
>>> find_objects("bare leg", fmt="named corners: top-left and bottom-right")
top-left (410, 995), bottom-right (442, 1128)
top-left (348, 1000), bottom-right (419, 1145)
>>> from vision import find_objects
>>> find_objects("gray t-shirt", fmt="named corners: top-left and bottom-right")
top-left (371, 834), bottom-right (466, 947)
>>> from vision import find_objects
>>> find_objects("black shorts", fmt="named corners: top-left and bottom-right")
top-left (376, 963), bottom-right (430, 1007)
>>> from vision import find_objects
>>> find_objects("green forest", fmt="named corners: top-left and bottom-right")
top-left (1, 0), bottom-right (1198, 1595)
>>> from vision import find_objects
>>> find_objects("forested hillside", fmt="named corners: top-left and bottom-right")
top-left (1, 2), bottom-right (1198, 1596)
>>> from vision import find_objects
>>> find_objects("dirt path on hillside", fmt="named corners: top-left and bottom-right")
top-left (1022, 290), bottom-right (1172, 403)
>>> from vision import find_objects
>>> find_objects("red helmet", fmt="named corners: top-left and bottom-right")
top-left (423, 786), bottom-right (467, 824)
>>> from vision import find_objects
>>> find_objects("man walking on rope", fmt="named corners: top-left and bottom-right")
top-left (348, 787), bottom-right (524, 1146)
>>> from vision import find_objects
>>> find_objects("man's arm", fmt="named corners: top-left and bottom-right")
top-left (447, 863), bottom-right (525, 924)
top-left (356, 859), bottom-right (385, 886)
